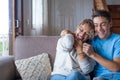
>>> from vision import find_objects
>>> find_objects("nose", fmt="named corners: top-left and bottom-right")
top-left (81, 32), bottom-right (85, 37)
top-left (97, 26), bottom-right (103, 31)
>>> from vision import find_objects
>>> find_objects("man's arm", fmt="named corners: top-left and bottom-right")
top-left (83, 43), bottom-right (120, 72)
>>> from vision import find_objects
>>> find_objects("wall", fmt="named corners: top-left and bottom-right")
top-left (23, 0), bottom-right (32, 36)
top-left (23, 0), bottom-right (120, 36)
top-left (23, 0), bottom-right (93, 36)
top-left (49, 0), bottom-right (93, 35)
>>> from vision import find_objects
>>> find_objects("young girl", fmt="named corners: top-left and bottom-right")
top-left (50, 19), bottom-right (96, 80)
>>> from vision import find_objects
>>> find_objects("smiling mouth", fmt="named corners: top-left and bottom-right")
top-left (77, 36), bottom-right (84, 41)
top-left (97, 30), bottom-right (105, 34)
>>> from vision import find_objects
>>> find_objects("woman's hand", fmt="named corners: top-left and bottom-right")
top-left (74, 39), bottom-right (87, 60)
top-left (74, 39), bottom-right (83, 53)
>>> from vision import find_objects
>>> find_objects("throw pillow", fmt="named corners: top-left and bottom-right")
top-left (15, 53), bottom-right (51, 80)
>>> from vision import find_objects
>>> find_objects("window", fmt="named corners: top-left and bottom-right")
top-left (32, 0), bottom-right (43, 35)
top-left (0, 0), bottom-right (9, 56)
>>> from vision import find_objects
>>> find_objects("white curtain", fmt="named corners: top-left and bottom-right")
top-left (32, 0), bottom-right (48, 36)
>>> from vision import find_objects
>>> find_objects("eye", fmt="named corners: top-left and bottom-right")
top-left (79, 28), bottom-right (83, 32)
top-left (85, 32), bottom-right (90, 36)
top-left (100, 22), bottom-right (108, 27)
top-left (94, 24), bottom-right (98, 27)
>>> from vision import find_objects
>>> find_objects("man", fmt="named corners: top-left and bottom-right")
top-left (83, 10), bottom-right (120, 80)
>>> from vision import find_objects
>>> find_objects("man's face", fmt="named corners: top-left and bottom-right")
top-left (93, 16), bottom-right (112, 39)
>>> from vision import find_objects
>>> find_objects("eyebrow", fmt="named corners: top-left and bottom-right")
top-left (94, 21), bottom-right (108, 24)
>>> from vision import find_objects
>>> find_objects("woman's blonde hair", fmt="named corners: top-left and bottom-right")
top-left (76, 19), bottom-right (95, 39)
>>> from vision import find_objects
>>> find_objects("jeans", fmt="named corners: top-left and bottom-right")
top-left (93, 73), bottom-right (120, 80)
top-left (50, 71), bottom-right (86, 80)
top-left (93, 77), bottom-right (108, 80)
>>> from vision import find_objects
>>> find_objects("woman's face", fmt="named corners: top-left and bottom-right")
top-left (76, 23), bottom-right (92, 42)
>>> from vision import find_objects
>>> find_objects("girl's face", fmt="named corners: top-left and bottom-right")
top-left (76, 23), bottom-right (92, 42)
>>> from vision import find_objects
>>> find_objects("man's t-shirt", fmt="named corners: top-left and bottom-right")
top-left (91, 33), bottom-right (120, 77)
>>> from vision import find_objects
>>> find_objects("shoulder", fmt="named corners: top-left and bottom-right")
top-left (112, 33), bottom-right (120, 44)
top-left (112, 33), bottom-right (120, 39)
top-left (90, 36), bottom-right (98, 44)
top-left (110, 33), bottom-right (120, 42)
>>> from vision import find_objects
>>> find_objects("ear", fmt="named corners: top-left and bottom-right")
top-left (109, 21), bottom-right (112, 28)
top-left (109, 21), bottom-right (112, 32)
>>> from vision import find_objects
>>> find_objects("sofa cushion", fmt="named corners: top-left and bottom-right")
top-left (15, 53), bottom-right (51, 80)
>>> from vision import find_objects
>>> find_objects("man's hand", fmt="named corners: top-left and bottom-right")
top-left (83, 43), bottom-right (95, 57)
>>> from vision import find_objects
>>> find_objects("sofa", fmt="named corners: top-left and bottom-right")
top-left (0, 36), bottom-right (59, 80)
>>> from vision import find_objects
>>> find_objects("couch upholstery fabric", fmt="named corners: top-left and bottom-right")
top-left (0, 56), bottom-right (16, 80)
top-left (14, 36), bottom-right (59, 66)
top-left (0, 36), bottom-right (59, 80)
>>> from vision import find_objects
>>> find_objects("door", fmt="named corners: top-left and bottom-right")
top-left (108, 5), bottom-right (120, 34)
top-left (15, 0), bottom-right (23, 37)
top-left (9, 0), bottom-right (23, 55)
top-left (9, 0), bottom-right (15, 55)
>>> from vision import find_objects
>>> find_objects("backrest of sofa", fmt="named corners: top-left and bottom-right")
top-left (14, 36), bottom-right (59, 66)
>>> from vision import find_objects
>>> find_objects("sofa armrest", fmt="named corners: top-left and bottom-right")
top-left (0, 56), bottom-right (16, 80)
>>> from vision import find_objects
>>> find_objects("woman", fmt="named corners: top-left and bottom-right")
top-left (50, 19), bottom-right (96, 80)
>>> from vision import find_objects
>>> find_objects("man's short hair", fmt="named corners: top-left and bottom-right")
top-left (92, 10), bottom-right (111, 22)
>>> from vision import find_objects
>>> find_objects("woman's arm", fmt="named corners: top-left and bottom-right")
top-left (75, 42), bottom-right (96, 74)
top-left (62, 34), bottom-right (74, 51)
top-left (77, 54), bottom-right (96, 74)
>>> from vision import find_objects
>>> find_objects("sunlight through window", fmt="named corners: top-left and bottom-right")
top-left (0, 0), bottom-right (9, 56)
top-left (32, 0), bottom-right (43, 35)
